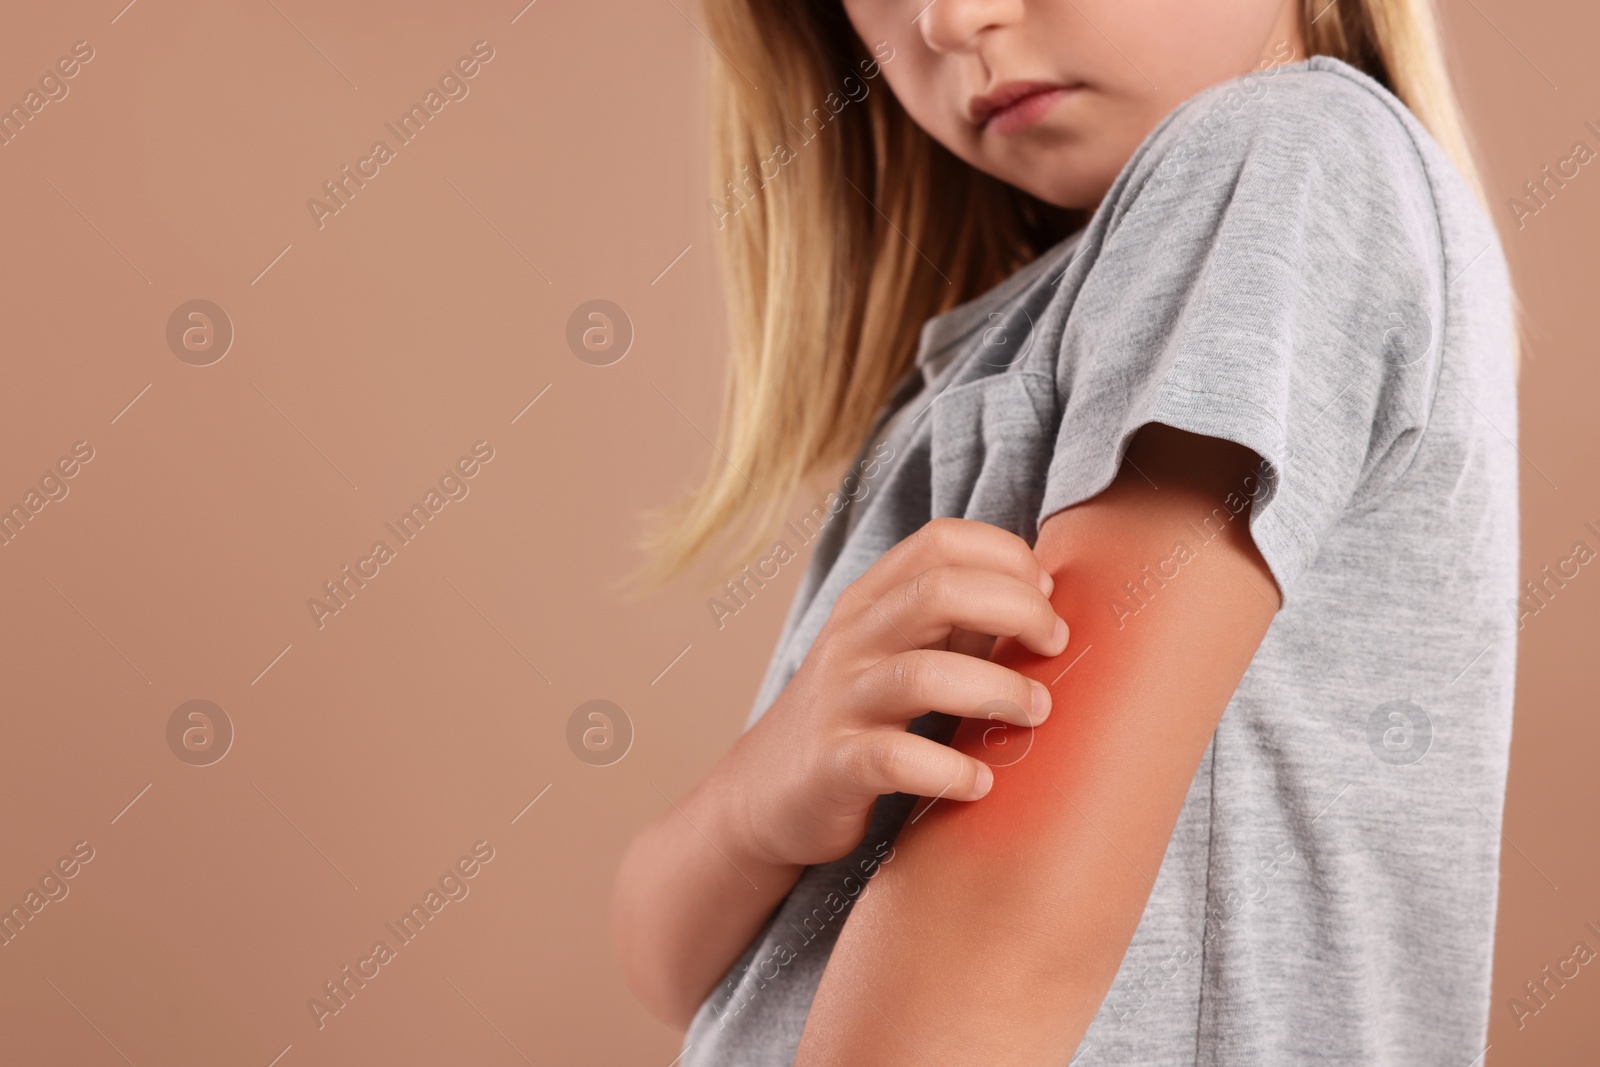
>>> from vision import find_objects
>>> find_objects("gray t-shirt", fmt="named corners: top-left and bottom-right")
top-left (681, 56), bottom-right (1517, 1066)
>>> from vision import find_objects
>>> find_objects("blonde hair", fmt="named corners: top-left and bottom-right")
top-left (637, 0), bottom-right (1506, 587)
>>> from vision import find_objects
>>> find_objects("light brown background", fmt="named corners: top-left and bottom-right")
top-left (0, 1), bottom-right (1592, 1064)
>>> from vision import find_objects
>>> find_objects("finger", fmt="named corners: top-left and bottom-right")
top-left (850, 650), bottom-right (1049, 727)
top-left (848, 517), bottom-right (1053, 603)
top-left (947, 627), bottom-right (998, 661)
top-left (831, 730), bottom-right (995, 802)
top-left (856, 566), bottom-right (1068, 658)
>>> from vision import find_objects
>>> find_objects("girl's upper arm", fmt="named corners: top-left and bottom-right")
top-left (793, 422), bottom-right (1281, 1066)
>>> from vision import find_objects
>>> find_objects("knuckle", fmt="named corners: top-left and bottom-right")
top-left (902, 654), bottom-right (944, 705)
top-left (874, 736), bottom-right (908, 783)
top-left (998, 531), bottom-right (1035, 576)
top-left (836, 577), bottom-right (866, 614)
top-left (906, 569), bottom-right (946, 611)
top-left (890, 655), bottom-right (915, 698)
top-left (919, 517), bottom-right (962, 556)
top-left (1009, 583), bottom-right (1044, 629)
top-left (832, 738), bottom-right (871, 792)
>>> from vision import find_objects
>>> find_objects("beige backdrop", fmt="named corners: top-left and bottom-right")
top-left (0, 1), bottom-right (1592, 1064)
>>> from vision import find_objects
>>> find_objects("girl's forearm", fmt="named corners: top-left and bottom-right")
top-left (611, 740), bottom-right (806, 1028)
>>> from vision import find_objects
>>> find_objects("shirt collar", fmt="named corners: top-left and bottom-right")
top-left (913, 228), bottom-right (1085, 372)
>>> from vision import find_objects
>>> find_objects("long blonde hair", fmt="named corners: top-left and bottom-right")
top-left (639, 0), bottom-right (1502, 587)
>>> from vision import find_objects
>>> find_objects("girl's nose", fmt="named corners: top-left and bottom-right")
top-left (915, 0), bottom-right (1025, 55)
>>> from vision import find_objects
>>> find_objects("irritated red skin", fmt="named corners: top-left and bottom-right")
top-left (794, 425), bottom-right (1281, 1066)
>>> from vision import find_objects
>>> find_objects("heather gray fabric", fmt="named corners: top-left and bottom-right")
top-left (680, 56), bottom-right (1517, 1066)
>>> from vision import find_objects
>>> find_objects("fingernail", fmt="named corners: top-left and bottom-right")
top-left (1038, 570), bottom-right (1055, 597)
top-left (975, 764), bottom-right (994, 797)
top-left (1053, 617), bottom-right (1069, 652)
top-left (1031, 680), bottom-right (1051, 722)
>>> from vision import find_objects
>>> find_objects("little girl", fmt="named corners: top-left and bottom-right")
top-left (615, 1), bottom-right (1517, 1063)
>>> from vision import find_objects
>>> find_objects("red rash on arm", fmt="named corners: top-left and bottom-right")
top-left (794, 424), bottom-right (1281, 1066)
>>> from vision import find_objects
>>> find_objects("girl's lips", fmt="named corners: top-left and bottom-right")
top-left (980, 85), bottom-right (1077, 135)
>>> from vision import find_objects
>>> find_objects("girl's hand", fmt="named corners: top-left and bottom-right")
top-left (724, 517), bottom-right (1070, 869)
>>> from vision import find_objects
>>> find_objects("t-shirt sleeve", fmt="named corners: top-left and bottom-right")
top-left (1038, 69), bottom-right (1448, 605)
